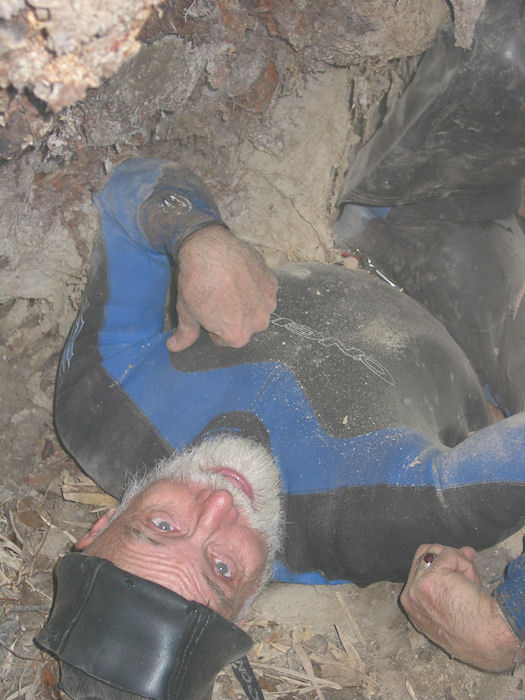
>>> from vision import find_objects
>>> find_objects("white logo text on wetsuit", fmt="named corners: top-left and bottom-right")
top-left (270, 313), bottom-right (395, 385)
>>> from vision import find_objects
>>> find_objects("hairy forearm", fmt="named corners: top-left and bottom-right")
top-left (446, 595), bottom-right (520, 672)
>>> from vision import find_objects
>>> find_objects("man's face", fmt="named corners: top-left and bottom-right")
top-left (79, 480), bottom-right (268, 620)
top-left (76, 437), bottom-right (282, 621)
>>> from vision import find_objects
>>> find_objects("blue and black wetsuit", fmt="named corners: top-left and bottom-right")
top-left (335, 0), bottom-right (525, 418)
top-left (55, 159), bottom-right (525, 598)
top-left (328, 0), bottom-right (525, 633)
top-left (496, 554), bottom-right (525, 646)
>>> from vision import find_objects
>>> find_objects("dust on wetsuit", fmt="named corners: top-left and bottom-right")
top-left (329, 0), bottom-right (525, 639)
top-left (335, 0), bottom-right (525, 417)
top-left (55, 158), bottom-right (525, 595)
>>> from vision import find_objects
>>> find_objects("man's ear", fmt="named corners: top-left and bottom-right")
top-left (76, 508), bottom-right (117, 550)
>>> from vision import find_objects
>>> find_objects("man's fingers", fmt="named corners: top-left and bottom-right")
top-left (406, 544), bottom-right (444, 585)
top-left (168, 306), bottom-right (271, 352)
top-left (431, 546), bottom-right (480, 582)
top-left (166, 319), bottom-right (201, 352)
top-left (176, 226), bottom-right (278, 350)
top-left (459, 546), bottom-right (476, 562)
top-left (207, 307), bottom-right (272, 348)
top-left (209, 322), bottom-right (255, 349)
top-left (406, 544), bottom-right (481, 590)
top-left (208, 332), bottom-right (229, 348)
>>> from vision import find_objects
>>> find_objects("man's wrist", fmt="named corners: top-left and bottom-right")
top-left (445, 592), bottom-right (520, 672)
top-left (481, 596), bottom-right (523, 672)
top-left (177, 224), bottom-right (233, 260)
top-left (493, 597), bottom-right (525, 672)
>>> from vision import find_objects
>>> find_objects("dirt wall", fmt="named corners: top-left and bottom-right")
top-left (0, 0), bottom-right (459, 479)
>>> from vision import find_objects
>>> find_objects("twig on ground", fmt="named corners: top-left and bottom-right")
top-left (335, 590), bottom-right (366, 645)
top-left (292, 631), bottom-right (326, 700)
top-left (406, 678), bottom-right (419, 700)
top-left (250, 663), bottom-right (342, 690)
top-left (0, 640), bottom-right (37, 661)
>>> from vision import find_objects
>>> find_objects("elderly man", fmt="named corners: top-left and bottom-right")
top-left (39, 1), bottom-right (525, 693)
top-left (52, 156), bottom-right (525, 583)
top-left (36, 154), bottom-right (525, 698)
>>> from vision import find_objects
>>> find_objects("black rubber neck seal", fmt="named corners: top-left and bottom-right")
top-left (35, 553), bottom-right (253, 700)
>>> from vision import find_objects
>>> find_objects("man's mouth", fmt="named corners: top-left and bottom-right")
top-left (210, 467), bottom-right (254, 504)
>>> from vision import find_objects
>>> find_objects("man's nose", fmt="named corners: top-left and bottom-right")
top-left (196, 489), bottom-right (239, 531)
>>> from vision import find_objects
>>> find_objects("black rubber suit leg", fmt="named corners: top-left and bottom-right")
top-left (335, 210), bottom-right (525, 416)
top-left (337, 0), bottom-right (525, 207)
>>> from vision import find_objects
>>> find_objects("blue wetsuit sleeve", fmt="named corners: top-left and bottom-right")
top-left (91, 158), bottom-right (227, 358)
top-left (94, 158), bottom-right (227, 257)
top-left (494, 553), bottom-right (525, 642)
top-left (55, 159), bottom-right (230, 496)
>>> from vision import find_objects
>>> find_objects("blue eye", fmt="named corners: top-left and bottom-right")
top-left (215, 560), bottom-right (232, 579)
top-left (152, 518), bottom-right (172, 531)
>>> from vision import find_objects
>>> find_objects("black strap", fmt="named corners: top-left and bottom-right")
top-left (231, 657), bottom-right (265, 700)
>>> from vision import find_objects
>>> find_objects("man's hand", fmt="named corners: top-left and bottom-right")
top-left (400, 544), bottom-right (519, 672)
top-left (167, 225), bottom-right (277, 352)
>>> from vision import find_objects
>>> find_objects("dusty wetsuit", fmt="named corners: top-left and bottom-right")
top-left (55, 159), bottom-right (525, 595)
top-left (330, 0), bottom-right (525, 634)
top-left (335, 0), bottom-right (525, 417)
